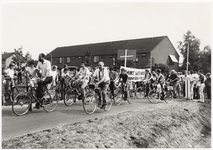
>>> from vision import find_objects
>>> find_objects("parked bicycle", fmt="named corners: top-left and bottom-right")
top-left (12, 79), bottom-right (59, 116)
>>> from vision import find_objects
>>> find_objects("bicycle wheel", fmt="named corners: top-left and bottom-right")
top-left (136, 87), bottom-right (145, 99)
top-left (43, 90), bottom-right (59, 112)
top-left (64, 88), bottom-right (75, 106)
top-left (164, 91), bottom-right (173, 103)
top-left (12, 92), bottom-right (31, 116)
top-left (10, 87), bottom-right (19, 102)
top-left (147, 89), bottom-right (160, 104)
top-left (114, 89), bottom-right (123, 106)
top-left (128, 90), bottom-right (135, 104)
top-left (104, 92), bottom-right (113, 111)
top-left (83, 92), bottom-right (97, 115)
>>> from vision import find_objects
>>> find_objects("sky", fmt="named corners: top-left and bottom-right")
top-left (1, 0), bottom-right (212, 61)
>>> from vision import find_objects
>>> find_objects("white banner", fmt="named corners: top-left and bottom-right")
top-left (120, 66), bottom-right (151, 82)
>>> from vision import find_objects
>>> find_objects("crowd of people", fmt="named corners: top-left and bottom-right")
top-left (2, 53), bottom-right (211, 108)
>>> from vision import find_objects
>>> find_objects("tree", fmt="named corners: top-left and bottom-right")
top-left (177, 30), bottom-right (211, 74)
top-left (12, 46), bottom-right (33, 66)
top-left (152, 63), bottom-right (170, 74)
top-left (24, 51), bottom-right (32, 61)
top-left (12, 46), bottom-right (25, 65)
top-left (198, 45), bottom-right (211, 73)
top-left (177, 30), bottom-right (200, 71)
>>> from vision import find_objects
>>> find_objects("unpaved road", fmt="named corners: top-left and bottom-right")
top-left (2, 97), bottom-right (161, 140)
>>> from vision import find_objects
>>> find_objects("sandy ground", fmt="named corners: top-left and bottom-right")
top-left (2, 100), bottom-right (211, 148)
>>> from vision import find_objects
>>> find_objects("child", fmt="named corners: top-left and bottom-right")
top-left (4, 63), bottom-right (16, 90)
top-left (51, 65), bottom-right (58, 87)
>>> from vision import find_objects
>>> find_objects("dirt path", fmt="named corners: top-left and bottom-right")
top-left (2, 100), bottom-right (211, 148)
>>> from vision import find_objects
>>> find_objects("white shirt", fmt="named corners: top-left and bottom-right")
top-left (50, 70), bottom-right (58, 86)
top-left (93, 67), bottom-right (110, 82)
top-left (77, 67), bottom-right (90, 80)
top-left (36, 59), bottom-right (51, 78)
top-left (61, 72), bottom-right (70, 78)
top-left (5, 68), bottom-right (14, 78)
top-left (50, 70), bottom-right (58, 81)
top-left (26, 67), bottom-right (35, 76)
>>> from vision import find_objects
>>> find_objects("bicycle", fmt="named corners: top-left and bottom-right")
top-left (108, 82), bottom-right (126, 106)
top-left (63, 76), bottom-right (76, 106)
top-left (12, 79), bottom-right (59, 116)
top-left (135, 81), bottom-right (146, 99)
top-left (147, 82), bottom-right (173, 104)
top-left (84, 83), bottom-right (113, 115)
top-left (63, 78), bottom-right (90, 106)
top-left (113, 82), bottom-right (135, 105)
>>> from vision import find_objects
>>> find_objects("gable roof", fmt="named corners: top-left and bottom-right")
top-left (49, 36), bottom-right (168, 57)
top-left (2, 52), bottom-right (15, 60)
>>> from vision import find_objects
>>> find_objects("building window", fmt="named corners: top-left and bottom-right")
top-left (66, 57), bottom-right (70, 63)
top-left (112, 57), bottom-right (116, 65)
top-left (141, 53), bottom-right (146, 57)
top-left (59, 57), bottom-right (62, 64)
top-left (136, 54), bottom-right (139, 62)
top-left (94, 56), bottom-right (100, 63)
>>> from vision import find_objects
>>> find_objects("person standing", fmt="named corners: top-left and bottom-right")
top-left (188, 70), bottom-right (196, 100)
top-left (198, 70), bottom-right (205, 103)
top-left (143, 69), bottom-right (152, 97)
top-left (35, 53), bottom-right (53, 109)
top-left (167, 70), bottom-right (179, 98)
top-left (205, 73), bottom-right (211, 100)
top-left (17, 63), bottom-right (22, 84)
top-left (193, 71), bottom-right (200, 99)
top-left (4, 63), bottom-right (16, 91)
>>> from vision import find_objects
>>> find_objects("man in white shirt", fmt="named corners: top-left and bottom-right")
top-left (72, 61), bottom-right (90, 100)
top-left (35, 53), bottom-right (53, 109)
top-left (91, 61), bottom-right (110, 109)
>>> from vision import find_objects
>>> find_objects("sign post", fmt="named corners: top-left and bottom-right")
top-left (185, 41), bottom-right (190, 100)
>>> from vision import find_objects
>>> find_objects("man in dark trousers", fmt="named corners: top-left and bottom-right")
top-left (35, 53), bottom-right (53, 109)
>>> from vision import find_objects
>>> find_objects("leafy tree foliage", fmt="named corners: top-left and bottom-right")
top-left (198, 45), bottom-right (211, 73)
top-left (12, 47), bottom-right (33, 66)
top-left (152, 63), bottom-right (170, 74)
top-left (177, 30), bottom-right (211, 73)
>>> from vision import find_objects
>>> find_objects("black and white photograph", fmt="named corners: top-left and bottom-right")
top-left (1, 0), bottom-right (212, 148)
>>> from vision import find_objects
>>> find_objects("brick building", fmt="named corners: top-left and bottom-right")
top-left (48, 36), bottom-right (179, 70)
